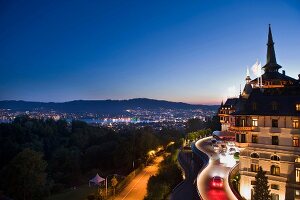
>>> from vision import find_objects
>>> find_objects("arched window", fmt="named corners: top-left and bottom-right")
top-left (295, 157), bottom-right (300, 163)
top-left (251, 153), bottom-right (259, 158)
top-left (271, 165), bottom-right (280, 176)
top-left (271, 155), bottom-right (280, 161)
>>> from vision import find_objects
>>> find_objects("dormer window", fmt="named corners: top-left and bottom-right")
top-left (296, 104), bottom-right (300, 111)
top-left (252, 119), bottom-right (258, 127)
top-left (272, 102), bottom-right (278, 111)
top-left (252, 102), bottom-right (257, 111)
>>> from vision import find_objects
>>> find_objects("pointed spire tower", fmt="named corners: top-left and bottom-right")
top-left (262, 24), bottom-right (282, 73)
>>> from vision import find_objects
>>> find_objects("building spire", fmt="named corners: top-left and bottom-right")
top-left (267, 24), bottom-right (276, 64)
top-left (262, 24), bottom-right (282, 73)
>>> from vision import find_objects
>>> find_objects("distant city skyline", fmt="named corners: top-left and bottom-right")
top-left (1, 0), bottom-right (300, 104)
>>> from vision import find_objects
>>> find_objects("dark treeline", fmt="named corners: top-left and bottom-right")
top-left (185, 116), bottom-right (221, 133)
top-left (144, 149), bottom-right (183, 200)
top-left (0, 115), bottom-right (183, 200)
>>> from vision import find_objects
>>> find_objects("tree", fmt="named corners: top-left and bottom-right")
top-left (253, 167), bottom-right (271, 200)
top-left (111, 176), bottom-right (118, 196)
top-left (1, 148), bottom-right (47, 200)
top-left (185, 118), bottom-right (205, 133)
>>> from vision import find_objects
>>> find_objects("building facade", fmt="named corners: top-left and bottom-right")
top-left (222, 26), bottom-right (300, 200)
top-left (219, 98), bottom-right (238, 132)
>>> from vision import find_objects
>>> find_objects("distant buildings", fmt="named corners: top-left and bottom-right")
top-left (219, 26), bottom-right (300, 200)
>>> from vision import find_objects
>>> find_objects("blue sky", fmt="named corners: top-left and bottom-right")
top-left (0, 0), bottom-right (300, 104)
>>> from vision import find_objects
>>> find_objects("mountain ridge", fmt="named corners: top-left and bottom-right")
top-left (0, 98), bottom-right (219, 114)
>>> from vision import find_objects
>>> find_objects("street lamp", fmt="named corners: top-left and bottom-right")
top-left (105, 175), bottom-right (114, 197)
top-left (105, 174), bottom-right (125, 197)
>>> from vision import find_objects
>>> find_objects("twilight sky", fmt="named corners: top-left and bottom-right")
top-left (0, 0), bottom-right (300, 104)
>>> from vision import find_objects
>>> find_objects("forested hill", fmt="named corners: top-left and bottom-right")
top-left (0, 98), bottom-right (219, 113)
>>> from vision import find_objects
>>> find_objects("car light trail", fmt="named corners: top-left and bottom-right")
top-left (195, 137), bottom-right (238, 200)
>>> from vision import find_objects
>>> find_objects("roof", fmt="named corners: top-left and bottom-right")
top-left (251, 71), bottom-right (298, 84)
top-left (232, 87), bottom-right (300, 116)
top-left (223, 98), bottom-right (238, 107)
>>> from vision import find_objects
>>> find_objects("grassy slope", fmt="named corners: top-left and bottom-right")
top-left (46, 185), bottom-right (97, 200)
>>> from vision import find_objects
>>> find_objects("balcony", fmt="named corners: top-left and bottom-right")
top-left (291, 129), bottom-right (300, 134)
top-left (229, 126), bottom-right (253, 132)
top-left (270, 127), bottom-right (281, 133)
top-left (248, 143), bottom-right (300, 154)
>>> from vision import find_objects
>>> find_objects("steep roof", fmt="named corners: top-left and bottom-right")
top-left (233, 87), bottom-right (300, 116)
top-left (232, 25), bottom-right (300, 116)
top-left (251, 71), bottom-right (298, 85)
top-left (223, 98), bottom-right (238, 107)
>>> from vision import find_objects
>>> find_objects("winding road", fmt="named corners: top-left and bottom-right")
top-left (114, 155), bottom-right (163, 200)
top-left (195, 137), bottom-right (238, 200)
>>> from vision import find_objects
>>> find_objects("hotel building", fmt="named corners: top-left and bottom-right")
top-left (220, 26), bottom-right (300, 200)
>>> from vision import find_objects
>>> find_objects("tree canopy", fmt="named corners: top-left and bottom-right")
top-left (253, 167), bottom-right (271, 200)
top-left (0, 115), bottom-right (184, 199)
top-left (1, 148), bottom-right (47, 200)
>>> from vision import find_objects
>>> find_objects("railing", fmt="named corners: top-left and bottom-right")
top-left (248, 143), bottom-right (300, 154)
top-left (229, 126), bottom-right (253, 132)
top-left (171, 151), bottom-right (187, 194)
top-left (191, 141), bottom-right (210, 200)
top-left (270, 127), bottom-right (281, 133)
top-left (291, 129), bottom-right (300, 134)
top-left (228, 163), bottom-right (244, 200)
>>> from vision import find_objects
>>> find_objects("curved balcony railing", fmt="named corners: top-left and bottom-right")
top-left (229, 126), bottom-right (253, 132)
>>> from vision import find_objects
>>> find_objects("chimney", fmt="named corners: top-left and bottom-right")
top-left (282, 70), bottom-right (285, 75)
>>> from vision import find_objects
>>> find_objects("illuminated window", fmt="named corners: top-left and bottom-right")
top-left (242, 119), bottom-right (246, 127)
top-left (293, 137), bottom-right (299, 147)
top-left (296, 190), bottom-right (300, 197)
top-left (293, 120), bottom-right (299, 129)
top-left (296, 157), bottom-right (300, 163)
top-left (270, 165), bottom-right (280, 176)
top-left (252, 119), bottom-right (258, 127)
top-left (272, 119), bottom-right (278, 128)
top-left (251, 163), bottom-right (259, 172)
top-left (271, 193), bottom-right (279, 200)
top-left (251, 153), bottom-right (259, 158)
top-left (272, 136), bottom-right (279, 145)
top-left (296, 168), bottom-right (300, 183)
top-left (296, 104), bottom-right (300, 111)
top-left (271, 184), bottom-right (279, 190)
top-left (271, 155), bottom-right (280, 161)
top-left (252, 135), bottom-right (258, 143)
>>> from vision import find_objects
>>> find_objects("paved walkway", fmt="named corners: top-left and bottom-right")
top-left (114, 156), bottom-right (164, 200)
